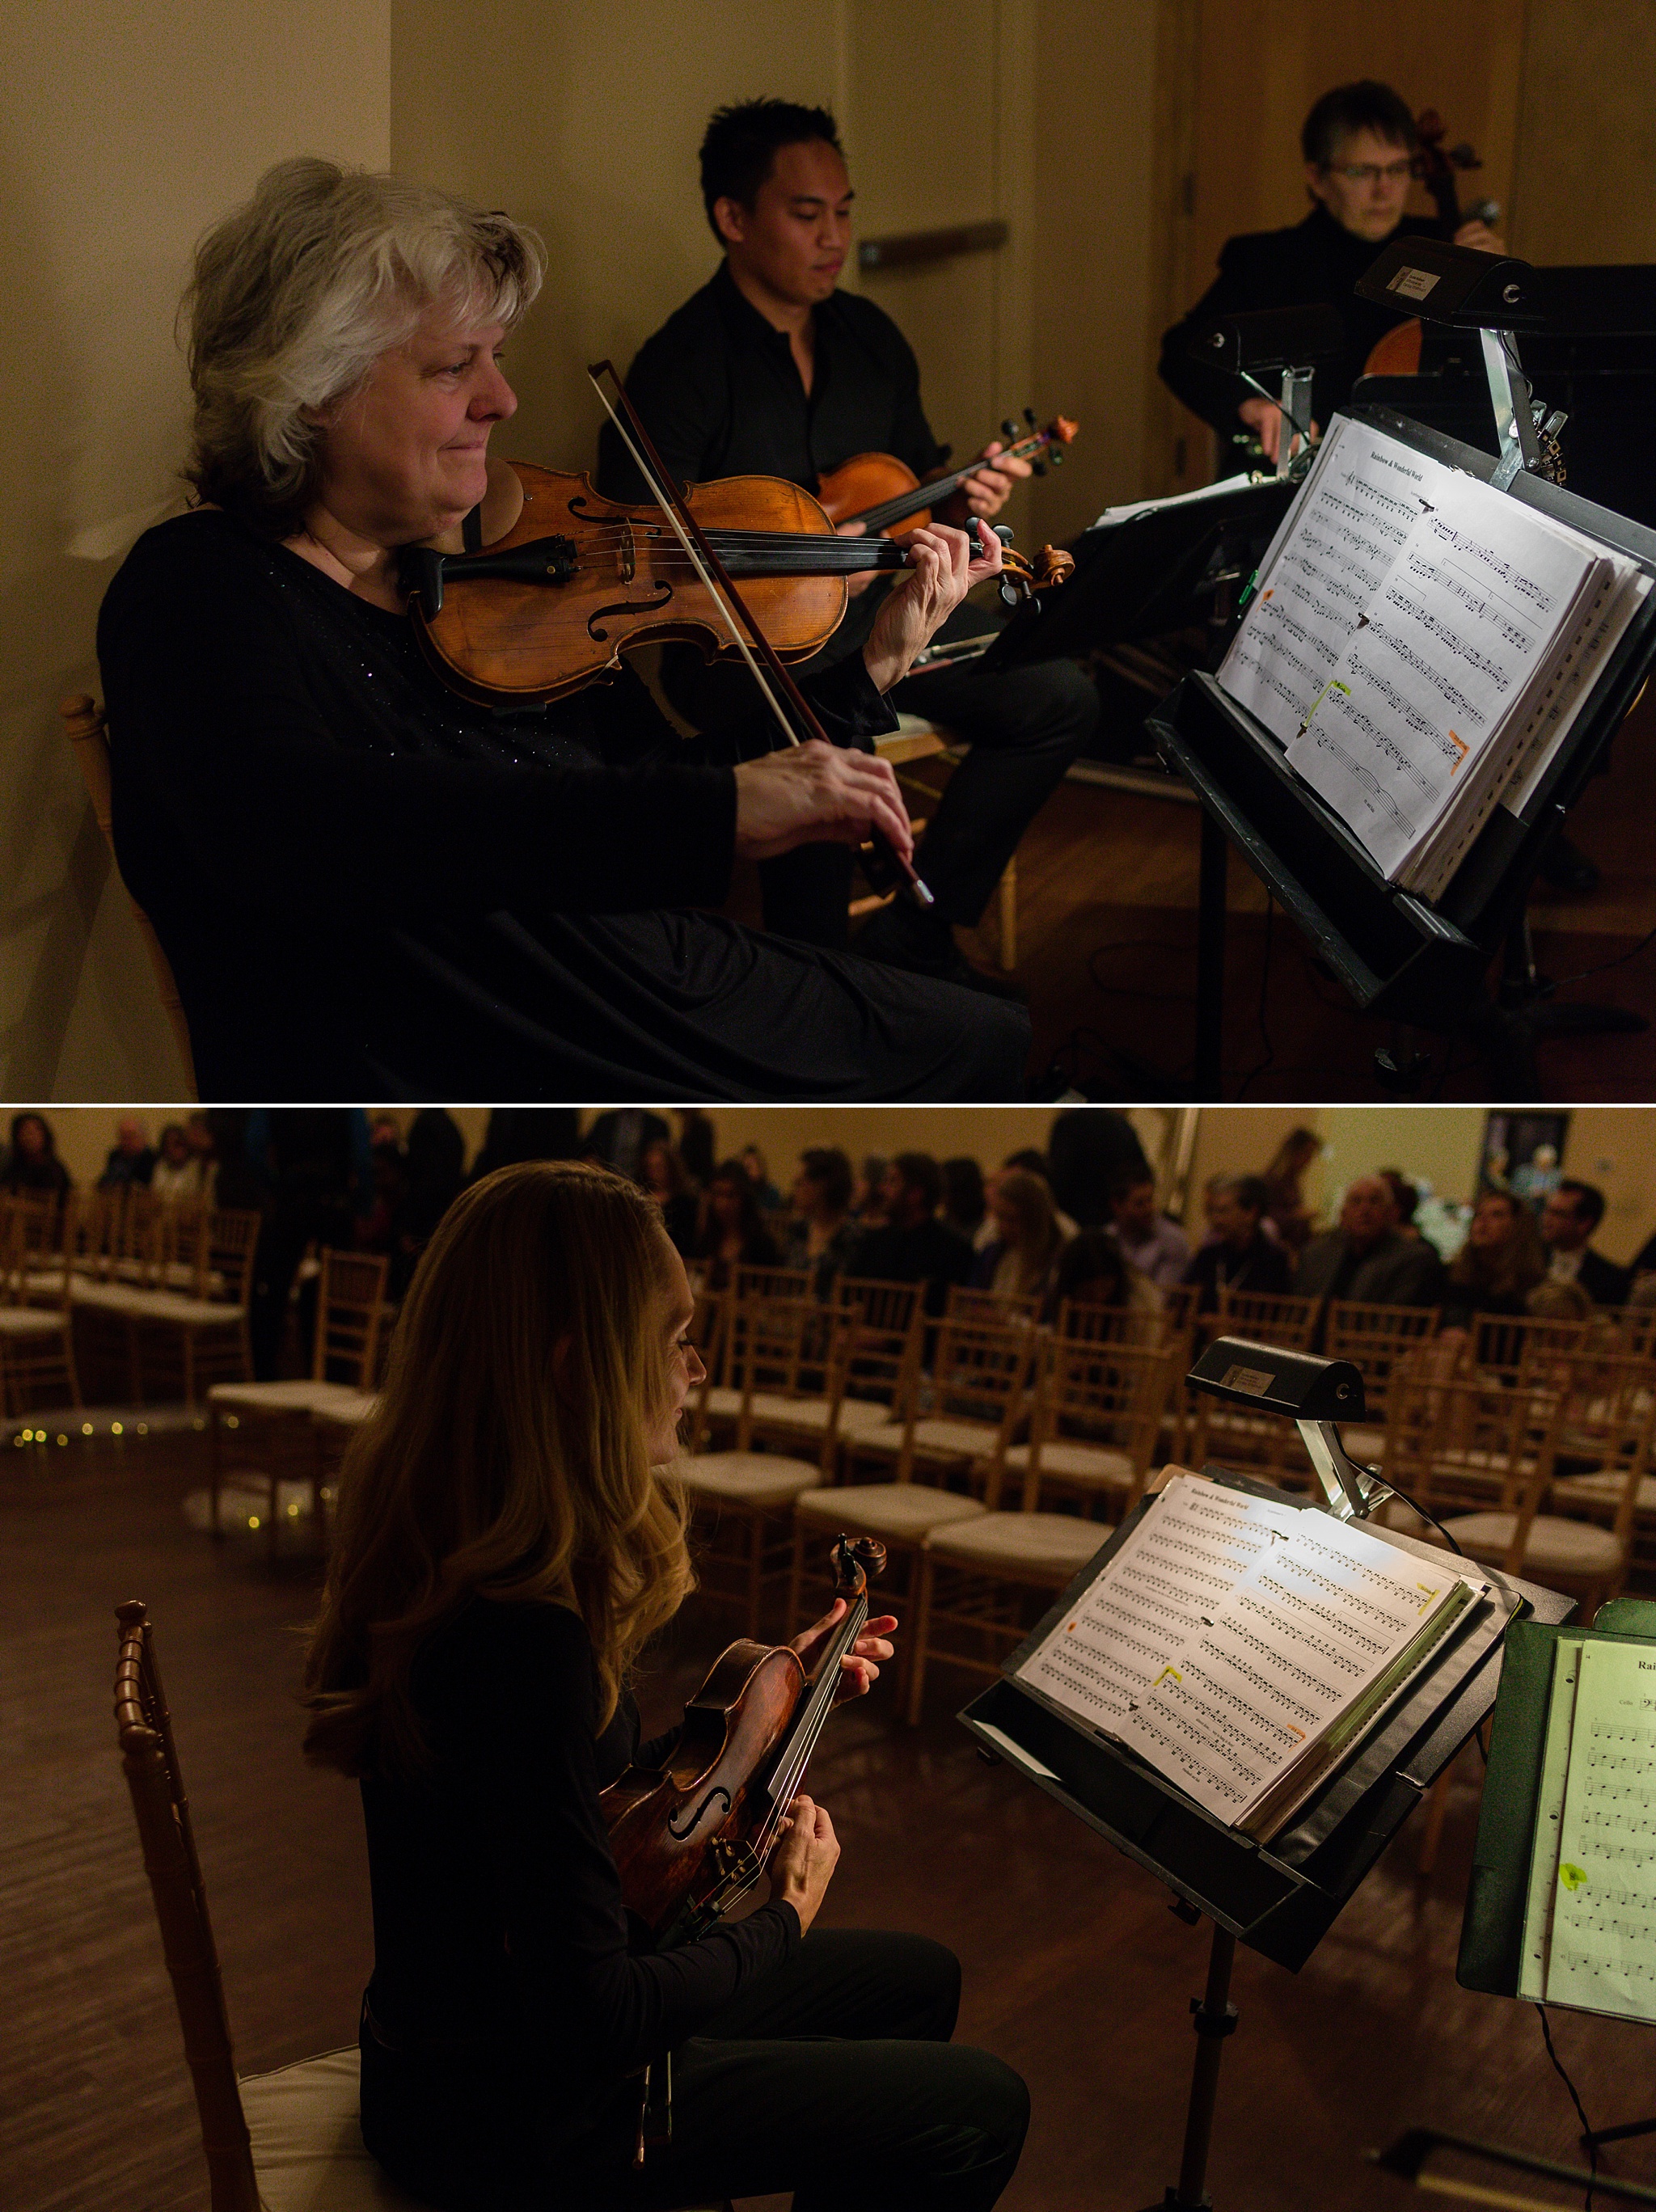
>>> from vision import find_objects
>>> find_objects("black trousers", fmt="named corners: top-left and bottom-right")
top-left (564, 1929), bottom-right (1029, 2211)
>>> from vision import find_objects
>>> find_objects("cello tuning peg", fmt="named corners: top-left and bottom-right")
top-left (1000, 419), bottom-right (1018, 440)
top-left (1024, 406), bottom-right (1037, 426)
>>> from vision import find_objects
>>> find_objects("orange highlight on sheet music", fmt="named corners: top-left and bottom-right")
top-left (1446, 729), bottom-right (1468, 773)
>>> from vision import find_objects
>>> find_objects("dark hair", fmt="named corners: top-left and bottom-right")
top-left (1378, 1168), bottom-right (1419, 1226)
top-left (1450, 1188), bottom-right (1548, 1302)
top-left (797, 1146), bottom-right (853, 1215)
top-left (9, 1111), bottom-right (55, 1155)
top-left (1301, 80), bottom-right (1417, 168)
top-left (1555, 1178), bottom-right (1607, 1232)
top-left (1218, 1174), bottom-right (1269, 1218)
top-left (705, 1157), bottom-right (766, 1244)
top-left (1054, 1230), bottom-right (1130, 1307)
top-left (941, 1156), bottom-right (986, 1234)
top-left (892, 1150), bottom-right (942, 1214)
top-left (1001, 1147), bottom-right (1050, 1180)
top-left (699, 98), bottom-right (843, 237)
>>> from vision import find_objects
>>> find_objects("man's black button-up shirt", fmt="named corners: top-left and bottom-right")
top-left (597, 260), bottom-right (943, 504)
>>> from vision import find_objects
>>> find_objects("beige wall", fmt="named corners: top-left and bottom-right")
top-left (0, 1), bottom-right (391, 1101)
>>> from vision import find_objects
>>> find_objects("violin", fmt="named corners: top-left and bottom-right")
top-left (404, 462), bottom-right (1074, 710)
top-left (602, 1534), bottom-right (886, 1947)
top-left (1363, 110), bottom-right (1501, 378)
top-left (817, 409), bottom-right (1079, 539)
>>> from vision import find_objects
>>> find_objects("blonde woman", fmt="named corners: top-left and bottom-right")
top-left (973, 1167), bottom-right (1063, 1310)
top-left (96, 158), bottom-right (1025, 1102)
top-left (302, 1163), bottom-right (1026, 2210)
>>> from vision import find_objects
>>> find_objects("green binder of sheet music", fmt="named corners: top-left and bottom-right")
top-left (1459, 1598), bottom-right (1656, 2017)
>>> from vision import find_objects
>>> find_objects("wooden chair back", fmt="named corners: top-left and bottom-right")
top-left (205, 1209), bottom-right (263, 1308)
top-left (1215, 1288), bottom-right (1319, 1347)
top-left (912, 1313), bottom-right (1037, 1499)
top-left (1599, 1303), bottom-right (1656, 1364)
top-left (732, 1263), bottom-right (810, 1305)
top-left (829, 1277), bottom-right (923, 1421)
top-left (1468, 1311), bottom-right (1586, 1387)
top-left (112, 1599), bottom-right (260, 2212)
top-left (1323, 1299), bottom-right (1441, 1412)
top-left (1054, 1294), bottom-right (1168, 1349)
top-left (72, 1185), bottom-right (129, 1282)
top-left (1022, 1336), bottom-right (1174, 1513)
top-left (312, 1247), bottom-right (390, 1387)
top-left (1384, 1366), bottom-right (1564, 1543)
top-left (61, 694), bottom-right (196, 1097)
top-left (945, 1283), bottom-right (1042, 1330)
top-left (1161, 1282), bottom-right (1200, 1337)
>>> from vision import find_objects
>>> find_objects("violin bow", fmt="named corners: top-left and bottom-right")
top-left (587, 359), bottom-right (934, 908)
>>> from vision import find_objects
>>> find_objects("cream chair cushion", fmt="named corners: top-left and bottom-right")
top-left (240, 2046), bottom-right (423, 2210)
top-left (746, 1391), bottom-right (890, 1435)
top-left (1554, 1471), bottom-right (1656, 1513)
top-left (864, 1416), bottom-right (1003, 1463)
top-left (795, 1482), bottom-right (987, 1540)
top-left (1444, 1512), bottom-right (1624, 1579)
top-left (211, 1381), bottom-right (378, 1425)
top-left (924, 1512), bottom-right (1108, 1580)
top-left (699, 1386), bottom-right (744, 1422)
top-left (1005, 1439), bottom-right (1136, 1490)
top-left (673, 1451), bottom-right (822, 1507)
top-left (0, 1308), bottom-right (65, 1338)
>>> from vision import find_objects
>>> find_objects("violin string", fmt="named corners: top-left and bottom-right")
top-left (588, 369), bottom-right (804, 750)
top-left (751, 1594), bottom-right (869, 1861)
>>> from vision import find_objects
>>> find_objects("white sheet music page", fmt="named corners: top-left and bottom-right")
top-left (1218, 418), bottom-right (1462, 746)
top-left (1109, 1505), bottom-right (1462, 1827)
top-left (1283, 475), bottom-right (1605, 880)
top-left (1544, 1639), bottom-right (1656, 2023)
top-left (1016, 1473), bottom-right (1301, 1732)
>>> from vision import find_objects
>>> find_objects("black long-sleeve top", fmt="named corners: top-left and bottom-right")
top-left (1158, 205), bottom-right (1443, 442)
top-left (95, 509), bottom-right (899, 1099)
top-left (359, 1597), bottom-right (799, 2166)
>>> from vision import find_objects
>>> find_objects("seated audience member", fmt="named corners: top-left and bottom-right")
top-left (184, 1112), bottom-right (220, 1199)
top-left (1047, 1108), bottom-right (1151, 1230)
top-left (99, 1116), bottom-right (157, 1190)
top-left (676, 1108), bottom-right (716, 1188)
top-left (99, 158), bottom-right (1025, 1102)
top-left (585, 1109), bottom-right (671, 1182)
top-left (851, 1156), bottom-right (889, 1227)
top-left (1106, 1168), bottom-right (1191, 1290)
top-left (640, 1138), bottom-right (701, 1260)
top-left (1378, 1168), bottom-right (1422, 1238)
top-left (1181, 1176), bottom-right (1291, 1313)
top-left (1540, 1180), bottom-right (1633, 1307)
top-left (783, 1147), bottom-right (860, 1301)
top-left (741, 1146), bottom-right (782, 1214)
top-left (1438, 1189), bottom-right (1548, 1336)
top-left (971, 1169), bottom-right (1064, 1311)
top-left (1527, 1278), bottom-right (1594, 1325)
top-left (977, 1151), bottom-right (1078, 1251)
top-left (847, 1154), bottom-right (974, 1315)
top-left (692, 1158), bottom-right (782, 1293)
top-left (1052, 1230), bottom-right (1165, 1335)
top-left (1295, 1174), bottom-right (1443, 1311)
top-left (1260, 1126), bottom-right (1320, 1255)
top-left (941, 1156), bottom-right (987, 1246)
top-left (390, 1108), bottom-right (467, 1299)
top-left (149, 1121), bottom-right (209, 1201)
top-left (2, 1112), bottom-right (72, 1201)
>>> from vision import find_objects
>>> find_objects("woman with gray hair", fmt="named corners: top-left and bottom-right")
top-left (97, 159), bottom-right (1027, 1100)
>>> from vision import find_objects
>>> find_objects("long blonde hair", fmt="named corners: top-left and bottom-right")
top-left (302, 1161), bottom-right (691, 1777)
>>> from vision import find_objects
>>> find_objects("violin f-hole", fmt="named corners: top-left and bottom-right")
top-left (588, 583), bottom-right (672, 642)
top-left (666, 1784), bottom-right (732, 1840)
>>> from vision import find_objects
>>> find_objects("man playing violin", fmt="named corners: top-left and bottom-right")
top-left (1159, 79), bottom-right (1504, 468)
top-left (598, 98), bottom-right (1100, 997)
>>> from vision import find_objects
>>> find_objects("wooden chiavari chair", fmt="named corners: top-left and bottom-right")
top-left (1320, 1298), bottom-right (1442, 1467)
top-left (0, 1194), bottom-right (80, 1418)
top-left (1193, 1289), bottom-right (1320, 1483)
top-left (123, 1207), bottom-right (262, 1405)
top-left (1002, 1335), bottom-right (1175, 1520)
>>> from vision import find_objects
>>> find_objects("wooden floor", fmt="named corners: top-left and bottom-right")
top-left (8, 1426), bottom-right (1654, 2212)
top-left (900, 685), bottom-right (1656, 1099)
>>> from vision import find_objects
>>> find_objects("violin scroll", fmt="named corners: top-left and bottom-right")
top-left (833, 1534), bottom-right (888, 1591)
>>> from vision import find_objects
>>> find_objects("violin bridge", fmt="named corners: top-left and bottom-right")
top-left (617, 521), bottom-right (636, 585)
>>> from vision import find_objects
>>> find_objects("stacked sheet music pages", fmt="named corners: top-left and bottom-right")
top-left (1217, 416), bottom-right (1651, 901)
top-left (1016, 1471), bottom-right (1487, 1841)
top-left (1519, 1636), bottom-right (1656, 2022)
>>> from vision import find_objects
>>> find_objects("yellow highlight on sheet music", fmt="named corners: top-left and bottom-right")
top-left (1560, 1863), bottom-right (1587, 1893)
top-left (1154, 1665), bottom-right (1183, 1689)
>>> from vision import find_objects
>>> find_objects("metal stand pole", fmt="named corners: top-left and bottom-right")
top-left (1194, 814), bottom-right (1227, 1100)
top-left (1139, 1920), bottom-right (1240, 2210)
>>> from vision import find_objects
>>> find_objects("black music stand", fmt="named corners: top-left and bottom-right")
top-left (1143, 402), bottom-right (1656, 1097)
top-left (957, 1346), bottom-right (1574, 2212)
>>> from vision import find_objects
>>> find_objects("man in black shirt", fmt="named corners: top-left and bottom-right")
top-left (847, 1151), bottom-right (974, 1316)
top-left (1540, 1180), bottom-right (1633, 1307)
top-left (1181, 1175), bottom-right (1291, 1315)
top-left (598, 98), bottom-right (1098, 993)
top-left (1159, 80), bottom-right (1503, 467)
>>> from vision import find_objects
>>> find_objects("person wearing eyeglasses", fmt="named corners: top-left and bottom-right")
top-left (1158, 79), bottom-right (1504, 468)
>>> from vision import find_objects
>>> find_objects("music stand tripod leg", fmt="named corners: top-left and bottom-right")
top-left (1138, 1919), bottom-right (1240, 2211)
top-left (1195, 813), bottom-right (1227, 1099)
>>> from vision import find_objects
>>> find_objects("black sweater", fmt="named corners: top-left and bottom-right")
top-left (357, 1598), bottom-right (798, 2182)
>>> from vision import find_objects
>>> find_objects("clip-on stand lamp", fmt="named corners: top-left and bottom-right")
top-left (1136, 1337), bottom-right (1380, 2211)
top-left (1354, 236), bottom-right (1644, 1073)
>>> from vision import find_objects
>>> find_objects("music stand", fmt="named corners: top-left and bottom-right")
top-left (957, 1341), bottom-right (1573, 2210)
top-left (1143, 401), bottom-right (1656, 1097)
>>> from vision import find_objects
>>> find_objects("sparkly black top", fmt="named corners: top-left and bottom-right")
top-left (97, 509), bottom-right (893, 1098)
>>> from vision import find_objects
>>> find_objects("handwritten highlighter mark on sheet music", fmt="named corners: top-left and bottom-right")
top-left (1016, 1473), bottom-right (1462, 1829)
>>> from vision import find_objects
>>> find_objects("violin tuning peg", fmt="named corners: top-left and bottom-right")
top-left (1024, 406), bottom-right (1037, 426)
top-left (1000, 419), bottom-right (1018, 440)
